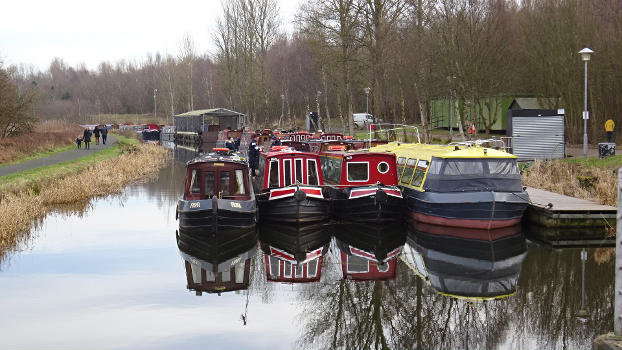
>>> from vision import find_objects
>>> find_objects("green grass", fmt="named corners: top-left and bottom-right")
top-left (561, 154), bottom-right (622, 169)
top-left (0, 144), bottom-right (75, 167)
top-left (0, 135), bottom-right (139, 194)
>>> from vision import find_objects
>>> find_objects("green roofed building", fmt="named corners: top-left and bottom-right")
top-left (174, 108), bottom-right (247, 133)
top-left (429, 95), bottom-right (559, 132)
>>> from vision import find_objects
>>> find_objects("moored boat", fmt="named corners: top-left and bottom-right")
top-left (319, 149), bottom-right (404, 223)
top-left (253, 147), bottom-right (330, 223)
top-left (371, 142), bottom-right (529, 229)
top-left (177, 148), bottom-right (257, 233)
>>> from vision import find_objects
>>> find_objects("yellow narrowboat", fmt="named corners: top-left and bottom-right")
top-left (371, 142), bottom-right (529, 229)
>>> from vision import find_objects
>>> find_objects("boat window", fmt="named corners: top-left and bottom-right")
top-left (307, 259), bottom-right (318, 277)
top-left (283, 261), bottom-right (292, 277)
top-left (428, 158), bottom-right (442, 174)
top-left (190, 169), bottom-right (201, 194)
top-left (204, 171), bottom-right (215, 197)
top-left (234, 169), bottom-right (246, 194)
top-left (284, 159), bottom-right (292, 185)
top-left (401, 166), bottom-right (414, 184)
top-left (269, 160), bottom-right (279, 188)
top-left (397, 157), bottom-right (406, 178)
top-left (269, 256), bottom-right (279, 277)
top-left (487, 159), bottom-right (520, 175)
top-left (347, 162), bottom-right (369, 182)
top-left (307, 159), bottom-right (319, 185)
top-left (295, 159), bottom-right (303, 184)
top-left (406, 158), bottom-right (416, 166)
top-left (443, 159), bottom-right (484, 176)
top-left (377, 161), bottom-right (390, 174)
top-left (256, 156), bottom-right (265, 187)
top-left (220, 171), bottom-right (230, 196)
top-left (320, 156), bottom-right (342, 183)
top-left (411, 160), bottom-right (429, 187)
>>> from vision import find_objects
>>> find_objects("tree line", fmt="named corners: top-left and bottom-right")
top-left (2, 0), bottom-right (620, 142)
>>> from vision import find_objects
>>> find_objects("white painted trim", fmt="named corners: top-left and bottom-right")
top-left (283, 159), bottom-right (292, 186)
top-left (294, 158), bottom-right (303, 184)
top-left (377, 161), bottom-right (390, 174)
top-left (306, 159), bottom-right (319, 185)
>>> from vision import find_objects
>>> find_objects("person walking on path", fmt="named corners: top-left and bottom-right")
top-left (605, 118), bottom-right (615, 143)
top-left (93, 126), bottom-right (101, 145)
top-left (83, 128), bottom-right (92, 150)
top-left (101, 126), bottom-right (108, 145)
top-left (248, 134), bottom-right (261, 178)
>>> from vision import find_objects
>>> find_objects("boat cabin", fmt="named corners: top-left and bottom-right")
top-left (254, 150), bottom-right (323, 192)
top-left (264, 246), bottom-right (323, 283)
top-left (318, 133), bottom-right (343, 141)
top-left (340, 245), bottom-right (401, 281)
top-left (308, 140), bottom-right (356, 153)
top-left (319, 152), bottom-right (399, 189)
top-left (286, 131), bottom-right (312, 142)
top-left (185, 153), bottom-right (251, 201)
top-left (280, 140), bottom-right (311, 152)
top-left (181, 248), bottom-right (254, 294)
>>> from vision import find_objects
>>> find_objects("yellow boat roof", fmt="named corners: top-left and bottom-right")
top-left (370, 142), bottom-right (516, 161)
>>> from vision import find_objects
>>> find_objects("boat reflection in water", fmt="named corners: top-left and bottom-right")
top-left (259, 222), bottom-right (331, 283)
top-left (403, 223), bottom-right (527, 300)
top-left (176, 227), bottom-right (257, 295)
top-left (335, 223), bottom-right (406, 281)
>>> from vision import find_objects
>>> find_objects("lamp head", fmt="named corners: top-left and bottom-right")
top-left (364, 87), bottom-right (371, 94)
top-left (578, 47), bottom-right (594, 62)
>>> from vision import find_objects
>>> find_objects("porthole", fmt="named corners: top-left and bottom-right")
top-left (378, 161), bottom-right (390, 174)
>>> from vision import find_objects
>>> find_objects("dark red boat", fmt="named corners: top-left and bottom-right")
top-left (319, 150), bottom-right (404, 222)
top-left (253, 147), bottom-right (330, 223)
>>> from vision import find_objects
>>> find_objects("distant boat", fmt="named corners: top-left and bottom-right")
top-left (177, 148), bottom-right (257, 233)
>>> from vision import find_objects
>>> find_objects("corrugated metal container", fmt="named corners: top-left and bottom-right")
top-left (507, 109), bottom-right (565, 161)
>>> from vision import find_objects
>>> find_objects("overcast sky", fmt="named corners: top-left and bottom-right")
top-left (0, 0), bottom-right (301, 71)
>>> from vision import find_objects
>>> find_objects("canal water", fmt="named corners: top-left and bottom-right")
top-left (0, 150), bottom-right (615, 349)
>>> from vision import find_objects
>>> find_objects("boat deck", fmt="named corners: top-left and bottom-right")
top-left (524, 187), bottom-right (616, 246)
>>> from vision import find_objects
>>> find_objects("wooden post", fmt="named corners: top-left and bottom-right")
top-left (615, 167), bottom-right (622, 336)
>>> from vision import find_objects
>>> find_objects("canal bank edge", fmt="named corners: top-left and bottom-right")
top-left (593, 333), bottom-right (622, 350)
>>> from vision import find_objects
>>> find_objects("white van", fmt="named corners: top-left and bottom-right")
top-left (352, 113), bottom-right (374, 129)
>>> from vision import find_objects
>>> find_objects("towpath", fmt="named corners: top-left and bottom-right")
top-left (0, 135), bottom-right (118, 178)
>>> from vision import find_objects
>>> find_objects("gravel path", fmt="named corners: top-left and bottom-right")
top-left (0, 135), bottom-right (118, 178)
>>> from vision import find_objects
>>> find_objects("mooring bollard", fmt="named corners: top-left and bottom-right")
top-left (615, 167), bottom-right (622, 337)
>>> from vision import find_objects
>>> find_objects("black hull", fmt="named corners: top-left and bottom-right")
top-left (332, 195), bottom-right (404, 223)
top-left (259, 222), bottom-right (332, 256)
top-left (334, 222), bottom-right (407, 261)
top-left (178, 199), bottom-right (256, 233)
top-left (257, 195), bottom-right (329, 223)
top-left (404, 188), bottom-right (529, 229)
top-left (177, 227), bottom-right (257, 264)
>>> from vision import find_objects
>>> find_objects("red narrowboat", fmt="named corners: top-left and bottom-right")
top-left (253, 147), bottom-right (329, 223)
top-left (177, 149), bottom-right (257, 233)
top-left (259, 222), bottom-right (331, 283)
top-left (319, 151), bottom-right (404, 222)
top-left (335, 222), bottom-right (406, 281)
top-left (308, 140), bottom-right (356, 153)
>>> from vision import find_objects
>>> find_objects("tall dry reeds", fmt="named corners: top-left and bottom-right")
top-left (0, 142), bottom-right (169, 254)
top-left (0, 120), bottom-right (82, 164)
top-left (522, 160), bottom-right (617, 206)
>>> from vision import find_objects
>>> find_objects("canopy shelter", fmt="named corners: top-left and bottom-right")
top-left (174, 108), bottom-right (247, 133)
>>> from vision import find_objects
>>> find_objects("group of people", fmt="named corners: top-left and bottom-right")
top-left (76, 125), bottom-right (108, 149)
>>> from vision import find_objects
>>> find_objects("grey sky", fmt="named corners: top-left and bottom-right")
top-left (0, 0), bottom-right (301, 71)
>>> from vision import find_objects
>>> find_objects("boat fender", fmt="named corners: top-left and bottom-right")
top-left (295, 189), bottom-right (307, 202)
top-left (375, 189), bottom-right (388, 203)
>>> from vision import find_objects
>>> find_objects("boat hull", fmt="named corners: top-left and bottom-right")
top-left (257, 195), bottom-right (329, 223)
top-left (330, 187), bottom-right (404, 223)
top-left (405, 188), bottom-right (529, 229)
top-left (177, 198), bottom-right (257, 233)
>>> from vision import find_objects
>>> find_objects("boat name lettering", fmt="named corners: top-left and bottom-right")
top-left (230, 202), bottom-right (242, 208)
top-left (189, 202), bottom-right (201, 208)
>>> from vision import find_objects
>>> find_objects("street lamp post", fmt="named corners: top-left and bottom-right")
top-left (579, 47), bottom-right (594, 159)
top-left (153, 88), bottom-right (158, 121)
top-left (364, 87), bottom-right (371, 116)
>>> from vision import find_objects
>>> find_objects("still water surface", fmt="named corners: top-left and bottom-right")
top-left (0, 154), bottom-right (614, 349)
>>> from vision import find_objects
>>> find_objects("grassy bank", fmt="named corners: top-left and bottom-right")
top-left (0, 141), bottom-right (169, 253)
top-left (522, 156), bottom-right (620, 206)
top-left (0, 134), bottom-right (140, 194)
top-left (0, 120), bottom-right (82, 165)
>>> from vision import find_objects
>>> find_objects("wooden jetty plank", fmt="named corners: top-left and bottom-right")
top-left (526, 187), bottom-right (616, 213)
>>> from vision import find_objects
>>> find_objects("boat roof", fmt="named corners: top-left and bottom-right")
top-left (370, 142), bottom-right (516, 160)
top-left (320, 151), bottom-right (396, 159)
top-left (187, 151), bottom-right (247, 166)
top-left (263, 149), bottom-right (319, 158)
